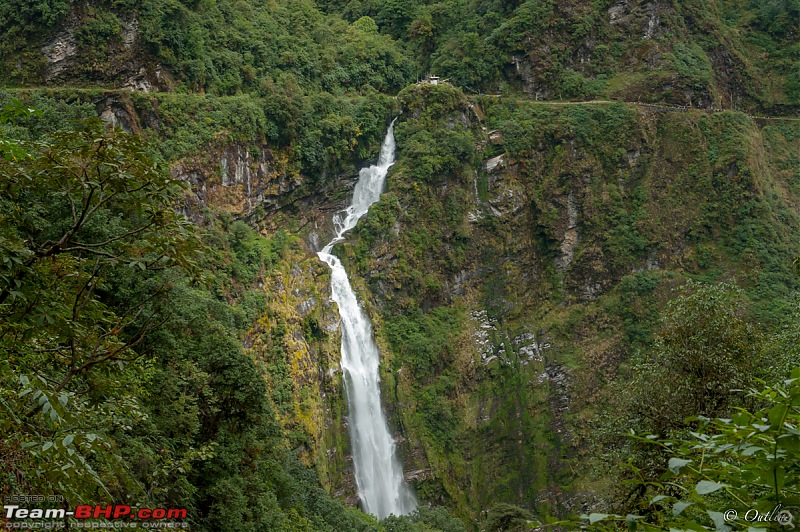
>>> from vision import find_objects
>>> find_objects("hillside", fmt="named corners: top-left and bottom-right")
top-left (346, 83), bottom-right (800, 518)
top-left (2, 1), bottom-right (800, 531)
top-left (3, 0), bottom-right (800, 110)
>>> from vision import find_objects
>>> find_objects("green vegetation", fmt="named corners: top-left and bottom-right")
top-left (316, 0), bottom-right (799, 107)
top-left (2, 0), bottom-right (413, 94)
top-left (0, 85), bottom-right (478, 527)
top-left (583, 365), bottom-right (800, 531)
top-left (128, 89), bottom-right (396, 174)
top-left (0, 104), bottom-right (428, 530)
top-left (2, 0), bottom-right (800, 529)
top-left (11, 79), bottom-right (785, 528)
top-left (340, 82), bottom-right (800, 525)
top-left (140, 0), bottom-right (412, 94)
top-left (670, 43), bottom-right (714, 90)
top-left (628, 283), bottom-right (763, 436)
top-left (4, 0), bottom-right (800, 110)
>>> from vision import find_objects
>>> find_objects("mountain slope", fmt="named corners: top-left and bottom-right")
top-left (2, 0), bottom-right (800, 529)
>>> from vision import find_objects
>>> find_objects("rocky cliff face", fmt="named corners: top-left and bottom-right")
top-left (170, 143), bottom-right (299, 218)
top-left (25, 79), bottom-right (799, 523)
top-left (489, 0), bottom-right (794, 113)
top-left (89, 92), bottom-right (367, 232)
top-left (333, 83), bottom-right (800, 519)
top-left (37, 9), bottom-right (172, 91)
top-left (80, 90), bottom-right (384, 508)
top-left (249, 245), bottom-right (361, 504)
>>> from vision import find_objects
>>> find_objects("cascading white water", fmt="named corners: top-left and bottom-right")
top-left (317, 120), bottom-right (417, 519)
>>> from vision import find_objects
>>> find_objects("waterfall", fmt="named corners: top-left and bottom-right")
top-left (317, 120), bottom-right (417, 519)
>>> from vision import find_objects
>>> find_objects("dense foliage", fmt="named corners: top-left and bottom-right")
top-left (582, 365), bottom-right (800, 531)
top-left (137, 0), bottom-right (413, 94)
top-left (1, 0), bottom-right (413, 95)
top-left (339, 81), bottom-right (800, 526)
top-left (624, 283), bottom-right (763, 437)
top-left (127, 89), bottom-right (396, 175)
top-left (340, 0), bottom-right (800, 106)
top-left (3, 0), bottom-right (800, 110)
top-left (2, 0), bottom-right (800, 528)
top-left (0, 104), bottom-right (382, 530)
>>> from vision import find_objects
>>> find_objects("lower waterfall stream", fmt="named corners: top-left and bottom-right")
top-left (317, 120), bottom-right (417, 519)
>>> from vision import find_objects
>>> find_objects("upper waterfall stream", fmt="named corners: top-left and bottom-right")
top-left (317, 120), bottom-right (417, 519)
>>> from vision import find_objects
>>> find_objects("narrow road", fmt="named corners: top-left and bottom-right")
top-left (481, 96), bottom-right (800, 121)
top-left (618, 100), bottom-right (797, 122)
top-left (5, 86), bottom-right (800, 121)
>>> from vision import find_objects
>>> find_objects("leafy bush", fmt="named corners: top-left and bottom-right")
top-left (558, 70), bottom-right (607, 99)
top-left (489, 0), bottom-right (555, 51)
top-left (384, 308), bottom-right (462, 380)
top-left (0, 113), bottom-right (383, 531)
top-left (787, 61), bottom-right (800, 103)
top-left (485, 503), bottom-right (535, 531)
top-left (0, 0), bottom-right (72, 29)
top-left (626, 282), bottom-right (763, 436)
top-left (670, 43), bottom-right (713, 89)
top-left (588, 367), bottom-right (800, 531)
top-left (751, 0), bottom-right (800, 37)
top-left (75, 11), bottom-right (122, 50)
top-left (619, 271), bottom-right (660, 296)
top-left (396, 126), bottom-right (473, 184)
top-left (429, 32), bottom-right (503, 89)
top-left (382, 505), bottom-right (466, 531)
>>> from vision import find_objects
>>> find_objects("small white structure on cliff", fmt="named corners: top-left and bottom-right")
top-left (419, 74), bottom-right (441, 85)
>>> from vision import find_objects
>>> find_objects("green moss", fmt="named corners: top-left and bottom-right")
top-left (670, 42), bottom-right (714, 90)
top-left (337, 91), bottom-right (800, 523)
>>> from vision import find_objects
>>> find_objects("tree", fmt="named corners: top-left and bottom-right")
top-left (382, 506), bottom-right (467, 531)
top-left (626, 282), bottom-right (762, 437)
top-left (585, 367), bottom-right (800, 531)
top-left (0, 104), bottom-right (390, 530)
top-left (0, 116), bottom-right (199, 502)
top-left (484, 503), bottom-right (535, 531)
top-left (595, 283), bottom-right (765, 517)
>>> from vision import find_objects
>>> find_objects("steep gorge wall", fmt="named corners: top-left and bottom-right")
top-left (6, 85), bottom-right (799, 525)
top-left (335, 84), bottom-right (800, 521)
top-left (3, 0), bottom-right (798, 526)
top-left (36, 88), bottom-right (396, 508)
